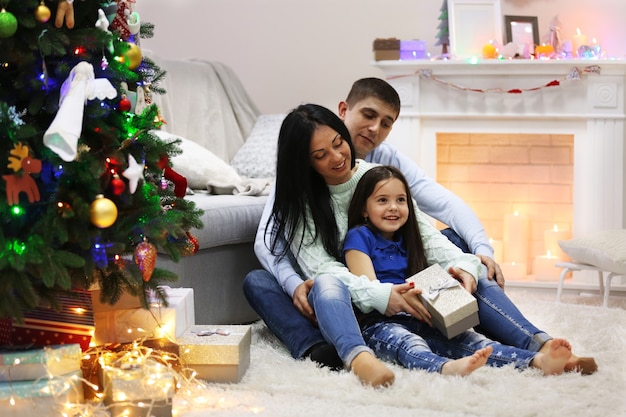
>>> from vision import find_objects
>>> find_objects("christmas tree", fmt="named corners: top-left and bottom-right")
top-left (0, 0), bottom-right (203, 321)
top-left (434, 0), bottom-right (449, 56)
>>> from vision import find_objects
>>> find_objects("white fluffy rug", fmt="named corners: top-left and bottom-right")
top-left (178, 291), bottom-right (626, 417)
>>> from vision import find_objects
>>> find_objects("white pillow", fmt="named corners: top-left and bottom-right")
top-left (151, 130), bottom-right (242, 191)
top-left (230, 114), bottom-right (286, 179)
top-left (558, 229), bottom-right (626, 274)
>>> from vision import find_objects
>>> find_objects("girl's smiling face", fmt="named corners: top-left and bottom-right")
top-left (363, 177), bottom-right (409, 240)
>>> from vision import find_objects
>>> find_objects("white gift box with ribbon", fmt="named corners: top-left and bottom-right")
top-left (406, 264), bottom-right (479, 339)
top-left (93, 287), bottom-right (194, 345)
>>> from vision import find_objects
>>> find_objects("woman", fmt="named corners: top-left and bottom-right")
top-left (267, 103), bottom-right (397, 387)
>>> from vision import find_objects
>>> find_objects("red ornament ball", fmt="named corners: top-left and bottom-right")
top-left (110, 176), bottom-right (126, 195)
top-left (118, 95), bottom-right (132, 112)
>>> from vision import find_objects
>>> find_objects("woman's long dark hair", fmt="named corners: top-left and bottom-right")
top-left (267, 104), bottom-right (356, 260)
top-left (347, 165), bottom-right (428, 276)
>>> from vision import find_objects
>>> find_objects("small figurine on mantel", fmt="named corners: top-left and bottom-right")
top-left (434, 0), bottom-right (450, 59)
top-left (544, 15), bottom-right (562, 54)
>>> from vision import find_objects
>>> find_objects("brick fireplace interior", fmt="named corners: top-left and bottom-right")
top-left (436, 132), bottom-right (574, 278)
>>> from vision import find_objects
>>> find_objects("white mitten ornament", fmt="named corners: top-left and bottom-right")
top-left (44, 62), bottom-right (117, 161)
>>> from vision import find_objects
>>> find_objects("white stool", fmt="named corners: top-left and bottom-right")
top-left (555, 261), bottom-right (623, 307)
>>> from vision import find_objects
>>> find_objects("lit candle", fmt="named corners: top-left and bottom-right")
top-left (503, 211), bottom-right (529, 265)
top-left (572, 28), bottom-right (587, 58)
top-left (489, 238), bottom-right (503, 264)
top-left (543, 224), bottom-right (570, 260)
top-left (532, 251), bottom-right (561, 281)
top-left (500, 261), bottom-right (528, 281)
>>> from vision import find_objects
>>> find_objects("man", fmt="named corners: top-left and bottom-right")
top-left (243, 78), bottom-right (595, 374)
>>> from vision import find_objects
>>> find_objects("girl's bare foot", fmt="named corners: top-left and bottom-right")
top-left (350, 351), bottom-right (395, 388)
top-left (532, 338), bottom-right (572, 375)
top-left (441, 346), bottom-right (492, 376)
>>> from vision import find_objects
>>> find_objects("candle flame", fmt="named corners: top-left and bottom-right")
top-left (576, 28), bottom-right (581, 36)
top-left (547, 250), bottom-right (552, 257)
top-left (553, 224), bottom-right (558, 232)
top-left (513, 211), bottom-right (519, 216)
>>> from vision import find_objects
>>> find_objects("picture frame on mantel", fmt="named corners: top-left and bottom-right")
top-left (504, 15), bottom-right (540, 53)
top-left (448, 0), bottom-right (503, 58)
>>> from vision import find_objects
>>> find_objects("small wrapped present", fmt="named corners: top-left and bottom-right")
top-left (373, 37), bottom-right (400, 61)
top-left (91, 288), bottom-right (143, 313)
top-left (101, 355), bottom-right (176, 417)
top-left (0, 343), bottom-right (82, 382)
top-left (400, 39), bottom-right (427, 60)
top-left (178, 325), bottom-right (251, 383)
top-left (0, 369), bottom-right (84, 417)
top-left (406, 264), bottom-right (479, 339)
top-left (82, 338), bottom-right (181, 400)
top-left (10, 291), bottom-right (94, 351)
top-left (93, 287), bottom-right (194, 345)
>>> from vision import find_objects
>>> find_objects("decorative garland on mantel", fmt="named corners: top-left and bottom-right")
top-left (387, 65), bottom-right (602, 94)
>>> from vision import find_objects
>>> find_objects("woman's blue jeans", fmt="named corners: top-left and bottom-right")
top-left (441, 227), bottom-right (551, 352)
top-left (361, 313), bottom-right (536, 372)
top-left (242, 269), bottom-right (370, 366)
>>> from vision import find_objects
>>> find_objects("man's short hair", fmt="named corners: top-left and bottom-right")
top-left (345, 78), bottom-right (401, 117)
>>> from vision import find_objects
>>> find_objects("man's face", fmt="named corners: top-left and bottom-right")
top-left (338, 98), bottom-right (397, 159)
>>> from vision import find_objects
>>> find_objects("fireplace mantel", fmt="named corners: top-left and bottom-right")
top-left (374, 59), bottom-right (626, 240)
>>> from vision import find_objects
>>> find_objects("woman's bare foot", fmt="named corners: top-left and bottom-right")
top-left (441, 346), bottom-right (493, 376)
top-left (540, 339), bottom-right (597, 375)
top-left (539, 338), bottom-right (572, 354)
top-left (350, 351), bottom-right (395, 388)
top-left (532, 338), bottom-right (572, 375)
top-left (565, 355), bottom-right (598, 375)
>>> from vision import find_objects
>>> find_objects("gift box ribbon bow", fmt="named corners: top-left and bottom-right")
top-left (423, 277), bottom-right (460, 301)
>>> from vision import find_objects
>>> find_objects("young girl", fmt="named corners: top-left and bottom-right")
top-left (343, 165), bottom-right (572, 376)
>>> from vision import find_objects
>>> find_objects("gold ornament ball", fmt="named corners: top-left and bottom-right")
top-left (89, 195), bottom-right (118, 228)
top-left (35, 4), bottom-right (51, 23)
top-left (125, 43), bottom-right (143, 70)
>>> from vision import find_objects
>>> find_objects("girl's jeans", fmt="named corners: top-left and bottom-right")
top-left (361, 313), bottom-right (537, 372)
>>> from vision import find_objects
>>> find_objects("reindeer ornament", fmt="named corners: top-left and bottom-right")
top-left (3, 142), bottom-right (42, 205)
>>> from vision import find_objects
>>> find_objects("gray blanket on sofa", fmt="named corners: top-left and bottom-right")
top-left (152, 57), bottom-right (261, 163)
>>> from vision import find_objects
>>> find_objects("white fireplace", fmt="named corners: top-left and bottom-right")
top-left (375, 59), bottom-right (626, 284)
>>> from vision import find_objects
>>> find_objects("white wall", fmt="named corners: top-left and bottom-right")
top-left (136, 0), bottom-right (626, 114)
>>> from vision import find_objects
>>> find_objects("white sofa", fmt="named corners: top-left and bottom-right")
top-left (149, 55), bottom-right (284, 325)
